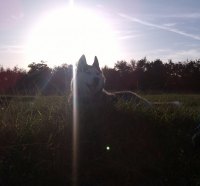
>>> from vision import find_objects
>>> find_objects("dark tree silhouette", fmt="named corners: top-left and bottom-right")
top-left (102, 66), bottom-right (120, 90)
top-left (1, 57), bottom-right (200, 95)
top-left (50, 64), bottom-right (72, 95)
top-left (0, 66), bottom-right (25, 94)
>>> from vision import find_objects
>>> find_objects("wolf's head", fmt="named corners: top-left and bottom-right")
top-left (74, 55), bottom-right (105, 100)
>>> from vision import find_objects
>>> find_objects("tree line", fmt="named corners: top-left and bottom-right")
top-left (0, 58), bottom-right (200, 95)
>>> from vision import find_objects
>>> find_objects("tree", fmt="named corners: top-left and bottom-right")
top-left (19, 61), bottom-right (52, 95)
top-left (114, 60), bottom-right (132, 74)
top-left (135, 57), bottom-right (147, 90)
top-left (0, 66), bottom-right (26, 94)
top-left (51, 64), bottom-right (72, 95)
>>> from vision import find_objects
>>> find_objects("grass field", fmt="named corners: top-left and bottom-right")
top-left (0, 94), bottom-right (200, 186)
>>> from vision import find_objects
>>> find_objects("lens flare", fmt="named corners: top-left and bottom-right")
top-left (72, 64), bottom-right (78, 186)
top-left (106, 146), bottom-right (110, 151)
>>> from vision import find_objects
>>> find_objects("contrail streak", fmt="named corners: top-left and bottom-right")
top-left (119, 13), bottom-right (200, 41)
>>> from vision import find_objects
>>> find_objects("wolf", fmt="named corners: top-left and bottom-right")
top-left (70, 55), bottom-right (181, 108)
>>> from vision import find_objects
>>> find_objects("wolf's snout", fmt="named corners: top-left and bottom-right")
top-left (93, 77), bottom-right (99, 86)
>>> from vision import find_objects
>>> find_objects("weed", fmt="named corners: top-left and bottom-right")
top-left (0, 94), bottom-right (200, 185)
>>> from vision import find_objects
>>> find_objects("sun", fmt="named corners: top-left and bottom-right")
top-left (25, 6), bottom-right (120, 67)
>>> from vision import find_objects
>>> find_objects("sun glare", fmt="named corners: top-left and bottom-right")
top-left (26, 6), bottom-right (119, 67)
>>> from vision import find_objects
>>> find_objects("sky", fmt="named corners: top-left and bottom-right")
top-left (0, 0), bottom-right (200, 68)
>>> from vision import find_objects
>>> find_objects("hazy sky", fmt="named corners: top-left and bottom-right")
top-left (0, 0), bottom-right (200, 68)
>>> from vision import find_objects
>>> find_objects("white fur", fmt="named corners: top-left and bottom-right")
top-left (71, 55), bottom-right (105, 103)
top-left (76, 64), bottom-right (105, 99)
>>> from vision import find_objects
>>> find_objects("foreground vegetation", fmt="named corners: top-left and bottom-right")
top-left (0, 94), bottom-right (200, 186)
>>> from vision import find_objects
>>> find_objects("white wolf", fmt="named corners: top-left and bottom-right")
top-left (71, 55), bottom-right (180, 108)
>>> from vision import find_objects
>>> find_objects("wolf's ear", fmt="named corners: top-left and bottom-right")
top-left (93, 56), bottom-right (100, 71)
top-left (77, 55), bottom-right (87, 72)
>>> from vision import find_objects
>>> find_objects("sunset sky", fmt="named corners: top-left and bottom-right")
top-left (0, 0), bottom-right (200, 68)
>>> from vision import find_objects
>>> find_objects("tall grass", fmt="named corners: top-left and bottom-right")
top-left (0, 94), bottom-right (200, 185)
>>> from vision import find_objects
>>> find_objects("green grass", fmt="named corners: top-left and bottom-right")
top-left (0, 94), bottom-right (200, 185)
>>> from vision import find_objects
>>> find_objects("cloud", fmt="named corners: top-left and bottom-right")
top-left (115, 29), bottom-right (142, 40)
top-left (96, 4), bottom-right (104, 8)
top-left (163, 23), bottom-right (177, 27)
top-left (119, 13), bottom-right (200, 41)
top-left (141, 48), bottom-right (200, 62)
top-left (164, 48), bottom-right (200, 61)
top-left (118, 34), bottom-right (141, 40)
top-left (124, 46), bottom-right (200, 62)
top-left (11, 12), bottom-right (24, 20)
top-left (0, 45), bottom-right (24, 53)
top-left (165, 13), bottom-right (200, 19)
